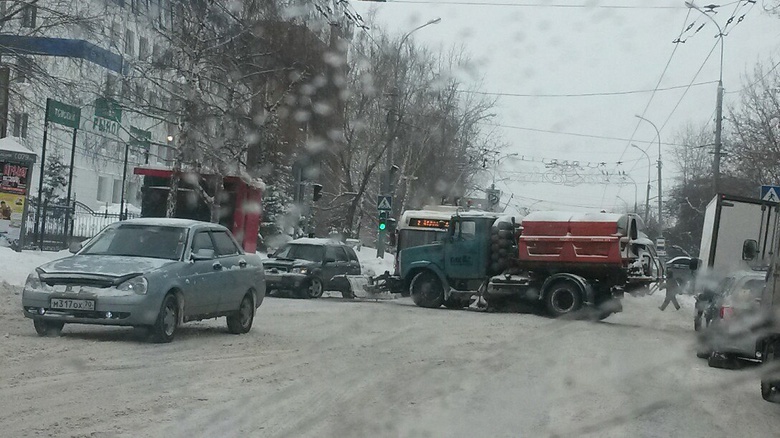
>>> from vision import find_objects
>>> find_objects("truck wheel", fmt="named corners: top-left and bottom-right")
top-left (543, 282), bottom-right (582, 317)
top-left (410, 271), bottom-right (444, 308)
top-left (761, 342), bottom-right (780, 403)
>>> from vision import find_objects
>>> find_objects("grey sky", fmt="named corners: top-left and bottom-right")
top-left (352, 0), bottom-right (780, 214)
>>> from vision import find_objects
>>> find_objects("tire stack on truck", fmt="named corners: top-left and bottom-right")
top-left (489, 216), bottom-right (519, 275)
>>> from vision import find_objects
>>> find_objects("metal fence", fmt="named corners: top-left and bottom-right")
top-left (23, 201), bottom-right (138, 251)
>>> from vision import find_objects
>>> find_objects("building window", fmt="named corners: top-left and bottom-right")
top-left (121, 78), bottom-right (131, 100)
top-left (138, 36), bottom-right (149, 60)
top-left (152, 43), bottom-right (161, 63)
top-left (135, 84), bottom-right (145, 104)
top-left (110, 22), bottom-right (122, 50)
top-left (124, 30), bottom-right (135, 57)
top-left (21, 4), bottom-right (37, 28)
top-left (12, 113), bottom-right (28, 138)
top-left (15, 56), bottom-right (32, 83)
top-left (159, 0), bottom-right (168, 29)
top-left (148, 91), bottom-right (158, 111)
top-left (105, 74), bottom-right (117, 96)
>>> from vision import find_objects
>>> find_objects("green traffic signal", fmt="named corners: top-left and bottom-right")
top-left (379, 222), bottom-right (387, 231)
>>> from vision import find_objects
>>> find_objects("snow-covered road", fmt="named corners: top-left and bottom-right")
top-left (1, 274), bottom-right (778, 437)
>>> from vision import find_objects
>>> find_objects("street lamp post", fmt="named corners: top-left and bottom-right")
top-left (686, 1), bottom-right (725, 195)
top-left (631, 144), bottom-right (653, 224)
top-left (377, 17), bottom-right (441, 258)
top-left (635, 115), bottom-right (663, 229)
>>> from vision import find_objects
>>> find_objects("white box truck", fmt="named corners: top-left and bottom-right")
top-left (698, 194), bottom-right (777, 274)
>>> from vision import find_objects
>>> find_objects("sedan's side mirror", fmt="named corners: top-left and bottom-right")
top-left (191, 249), bottom-right (215, 261)
top-left (689, 258), bottom-right (701, 271)
top-left (68, 241), bottom-right (83, 254)
top-left (742, 239), bottom-right (759, 261)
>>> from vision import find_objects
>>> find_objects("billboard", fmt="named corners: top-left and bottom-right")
top-left (0, 162), bottom-right (31, 247)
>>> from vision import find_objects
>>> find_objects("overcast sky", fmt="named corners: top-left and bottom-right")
top-left (351, 0), bottom-right (780, 215)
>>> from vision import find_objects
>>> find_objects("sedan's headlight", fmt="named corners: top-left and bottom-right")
top-left (117, 276), bottom-right (148, 295)
top-left (24, 273), bottom-right (48, 291)
top-left (291, 267), bottom-right (309, 275)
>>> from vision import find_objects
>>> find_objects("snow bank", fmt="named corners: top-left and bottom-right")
top-left (356, 248), bottom-right (394, 276)
top-left (1, 247), bottom-right (70, 286)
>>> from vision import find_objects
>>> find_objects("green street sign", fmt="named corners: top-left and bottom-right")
top-left (129, 126), bottom-right (151, 150)
top-left (46, 98), bottom-right (81, 129)
top-left (94, 97), bottom-right (122, 123)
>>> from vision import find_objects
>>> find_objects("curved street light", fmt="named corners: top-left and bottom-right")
top-left (686, 1), bottom-right (725, 195)
top-left (378, 17), bottom-right (442, 258)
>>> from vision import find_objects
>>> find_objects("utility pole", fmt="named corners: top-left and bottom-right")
top-left (635, 116), bottom-right (662, 230)
top-left (687, 1), bottom-right (725, 195)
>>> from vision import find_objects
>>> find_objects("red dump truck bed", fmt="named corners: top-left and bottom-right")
top-left (517, 212), bottom-right (635, 266)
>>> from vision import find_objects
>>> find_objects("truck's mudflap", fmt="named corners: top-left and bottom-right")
top-left (344, 275), bottom-right (398, 300)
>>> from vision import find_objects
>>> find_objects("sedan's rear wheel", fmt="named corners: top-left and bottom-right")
top-left (152, 294), bottom-right (178, 343)
top-left (33, 319), bottom-right (64, 337)
top-left (227, 293), bottom-right (255, 334)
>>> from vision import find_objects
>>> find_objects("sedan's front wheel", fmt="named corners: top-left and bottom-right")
top-left (33, 319), bottom-right (64, 337)
top-left (300, 277), bottom-right (324, 299)
top-left (227, 293), bottom-right (255, 334)
top-left (152, 294), bottom-right (178, 343)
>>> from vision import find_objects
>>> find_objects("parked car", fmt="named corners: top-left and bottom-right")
top-left (697, 269), bottom-right (768, 368)
top-left (21, 218), bottom-right (266, 342)
top-left (264, 238), bottom-right (361, 298)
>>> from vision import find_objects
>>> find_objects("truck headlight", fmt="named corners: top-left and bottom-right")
top-left (291, 267), bottom-right (309, 275)
top-left (117, 276), bottom-right (148, 295)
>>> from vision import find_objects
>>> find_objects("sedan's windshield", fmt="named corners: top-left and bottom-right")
top-left (81, 225), bottom-right (188, 260)
top-left (274, 244), bottom-right (324, 262)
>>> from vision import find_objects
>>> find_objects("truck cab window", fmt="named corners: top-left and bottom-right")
top-left (454, 220), bottom-right (476, 240)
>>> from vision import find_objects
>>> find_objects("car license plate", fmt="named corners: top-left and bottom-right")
top-left (50, 298), bottom-right (95, 311)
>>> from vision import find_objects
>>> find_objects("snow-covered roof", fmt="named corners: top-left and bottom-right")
top-left (119, 218), bottom-right (221, 229)
top-left (0, 137), bottom-right (36, 156)
top-left (455, 210), bottom-right (499, 218)
top-left (523, 211), bottom-right (624, 223)
top-left (289, 237), bottom-right (345, 246)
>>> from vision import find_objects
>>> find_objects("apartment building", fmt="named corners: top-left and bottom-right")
top-left (1, 0), bottom-right (177, 212)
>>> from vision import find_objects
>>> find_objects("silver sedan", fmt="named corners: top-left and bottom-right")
top-left (21, 218), bottom-right (266, 342)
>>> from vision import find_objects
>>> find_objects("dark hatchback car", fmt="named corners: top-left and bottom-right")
top-left (264, 238), bottom-right (361, 298)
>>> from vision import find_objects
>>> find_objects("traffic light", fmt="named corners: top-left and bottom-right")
top-left (312, 183), bottom-right (322, 202)
top-left (378, 211), bottom-right (388, 231)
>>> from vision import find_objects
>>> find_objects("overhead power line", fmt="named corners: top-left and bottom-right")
top-left (459, 81), bottom-right (719, 98)
top-left (390, 1), bottom-right (689, 9)
top-left (480, 122), bottom-right (685, 146)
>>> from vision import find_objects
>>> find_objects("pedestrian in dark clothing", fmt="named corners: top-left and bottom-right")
top-left (660, 271), bottom-right (681, 311)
